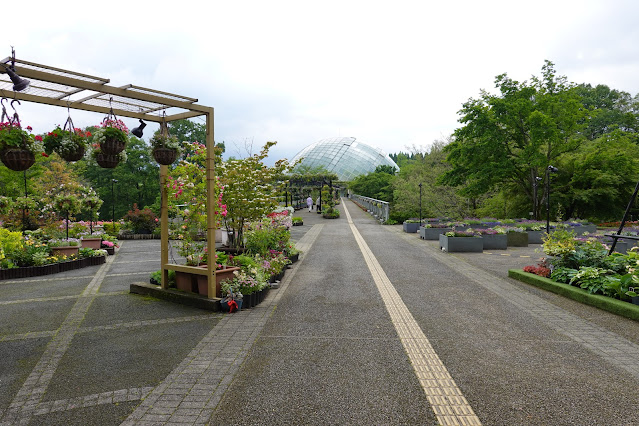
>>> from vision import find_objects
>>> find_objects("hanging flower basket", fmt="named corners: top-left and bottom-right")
top-left (61, 145), bottom-right (86, 162)
top-left (150, 117), bottom-right (182, 165)
top-left (100, 137), bottom-right (126, 155)
top-left (152, 147), bottom-right (178, 165)
top-left (0, 148), bottom-right (35, 171)
top-left (94, 116), bottom-right (129, 155)
top-left (95, 152), bottom-right (121, 168)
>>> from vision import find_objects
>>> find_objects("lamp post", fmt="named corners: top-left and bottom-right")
top-left (533, 176), bottom-right (542, 220)
top-left (546, 166), bottom-right (558, 234)
top-left (418, 182), bottom-right (423, 228)
top-left (111, 179), bottom-right (118, 230)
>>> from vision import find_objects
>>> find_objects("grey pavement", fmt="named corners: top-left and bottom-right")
top-left (0, 199), bottom-right (638, 425)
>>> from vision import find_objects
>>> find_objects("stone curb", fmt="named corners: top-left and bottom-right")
top-left (509, 269), bottom-right (639, 321)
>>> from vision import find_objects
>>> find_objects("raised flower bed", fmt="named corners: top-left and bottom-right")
top-left (439, 230), bottom-right (483, 252)
top-left (420, 225), bottom-right (452, 240)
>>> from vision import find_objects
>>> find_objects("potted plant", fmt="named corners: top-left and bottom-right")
top-left (42, 126), bottom-right (90, 161)
top-left (150, 130), bottom-right (182, 165)
top-left (93, 118), bottom-right (129, 155)
top-left (439, 229), bottom-right (483, 252)
top-left (0, 122), bottom-right (43, 171)
top-left (292, 216), bottom-right (303, 226)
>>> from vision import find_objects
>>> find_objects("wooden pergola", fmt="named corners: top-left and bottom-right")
top-left (1, 55), bottom-right (219, 297)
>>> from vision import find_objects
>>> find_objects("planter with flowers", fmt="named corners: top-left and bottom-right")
top-left (94, 118), bottom-right (129, 155)
top-left (42, 124), bottom-right (90, 162)
top-left (500, 226), bottom-right (529, 247)
top-left (420, 223), bottom-right (453, 240)
top-left (0, 122), bottom-right (43, 171)
top-left (80, 230), bottom-right (104, 250)
top-left (150, 128), bottom-right (182, 165)
top-left (468, 227), bottom-right (508, 250)
top-left (439, 230), bottom-right (483, 252)
top-left (48, 238), bottom-right (81, 257)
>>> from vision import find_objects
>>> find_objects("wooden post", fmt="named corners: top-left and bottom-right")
top-left (206, 108), bottom-right (216, 298)
top-left (160, 164), bottom-right (169, 289)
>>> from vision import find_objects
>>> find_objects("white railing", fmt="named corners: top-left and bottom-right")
top-left (350, 194), bottom-right (390, 223)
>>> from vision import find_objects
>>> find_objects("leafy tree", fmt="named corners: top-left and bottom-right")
top-left (574, 84), bottom-right (639, 140)
top-left (440, 61), bottom-right (586, 219)
top-left (348, 169), bottom-right (395, 202)
top-left (169, 119), bottom-right (225, 155)
top-left (218, 141), bottom-right (292, 248)
top-left (391, 140), bottom-right (470, 221)
top-left (553, 130), bottom-right (639, 221)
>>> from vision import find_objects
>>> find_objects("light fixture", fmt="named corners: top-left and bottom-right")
top-left (3, 47), bottom-right (29, 92)
top-left (131, 119), bottom-right (146, 138)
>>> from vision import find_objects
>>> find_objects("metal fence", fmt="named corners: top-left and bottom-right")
top-left (350, 194), bottom-right (390, 223)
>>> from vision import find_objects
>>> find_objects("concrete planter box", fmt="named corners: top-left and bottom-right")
top-left (420, 227), bottom-right (452, 240)
top-left (507, 231), bottom-right (529, 247)
top-left (439, 234), bottom-right (483, 252)
top-left (403, 222), bottom-right (420, 233)
top-left (526, 230), bottom-right (545, 244)
top-left (481, 234), bottom-right (507, 250)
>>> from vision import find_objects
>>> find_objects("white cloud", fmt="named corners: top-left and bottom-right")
top-left (4, 0), bottom-right (639, 165)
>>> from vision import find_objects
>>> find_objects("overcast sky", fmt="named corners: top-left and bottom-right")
top-left (4, 0), bottom-right (639, 164)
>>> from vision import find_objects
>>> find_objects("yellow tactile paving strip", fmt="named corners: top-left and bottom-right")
top-left (343, 202), bottom-right (482, 426)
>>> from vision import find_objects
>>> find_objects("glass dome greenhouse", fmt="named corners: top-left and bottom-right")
top-left (291, 137), bottom-right (399, 181)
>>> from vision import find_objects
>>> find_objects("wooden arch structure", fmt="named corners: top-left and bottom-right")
top-left (0, 55), bottom-right (219, 296)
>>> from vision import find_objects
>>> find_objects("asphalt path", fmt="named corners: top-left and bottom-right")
top-left (1, 199), bottom-right (638, 425)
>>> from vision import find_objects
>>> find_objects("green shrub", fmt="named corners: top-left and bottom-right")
top-left (123, 204), bottom-right (158, 233)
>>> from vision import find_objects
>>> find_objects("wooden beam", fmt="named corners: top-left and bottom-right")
top-left (10, 65), bottom-right (209, 113)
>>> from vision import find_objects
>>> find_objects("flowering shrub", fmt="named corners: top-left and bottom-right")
top-left (0, 122), bottom-right (44, 154)
top-left (93, 118), bottom-right (129, 144)
top-left (444, 230), bottom-right (479, 237)
top-left (424, 223), bottom-right (452, 229)
top-left (48, 238), bottom-right (81, 247)
top-left (467, 227), bottom-right (505, 235)
top-left (150, 131), bottom-right (182, 151)
top-left (523, 265), bottom-right (551, 278)
top-left (123, 204), bottom-right (158, 234)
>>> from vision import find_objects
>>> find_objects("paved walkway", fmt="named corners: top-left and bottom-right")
top-left (0, 199), bottom-right (638, 425)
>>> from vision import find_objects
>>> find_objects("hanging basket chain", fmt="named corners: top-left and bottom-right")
top-left (102, 96), bottom-right (119, 125)
top-left (1, 98), bottom-right (10, 124)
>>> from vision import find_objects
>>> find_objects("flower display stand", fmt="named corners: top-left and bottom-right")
top-left (527, 230), bottom-right (544, 244)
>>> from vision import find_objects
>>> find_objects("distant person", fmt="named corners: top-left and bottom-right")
top-left (307, 196), bottom-right (313, 212)
top-left (316, 197), bottom-right (320, 212)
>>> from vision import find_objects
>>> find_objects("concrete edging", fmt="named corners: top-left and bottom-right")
top-left (130, 282), bottom-right (221, 311)
top-left (508, 269), bottom-right (639, 321)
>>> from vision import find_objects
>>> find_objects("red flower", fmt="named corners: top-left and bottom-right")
top-left (26, 126), bottom-right (32, 131)
top-left (41, 153), bottom-right (49, 157)
top-left (35, 135), bottom-right (43, 141)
